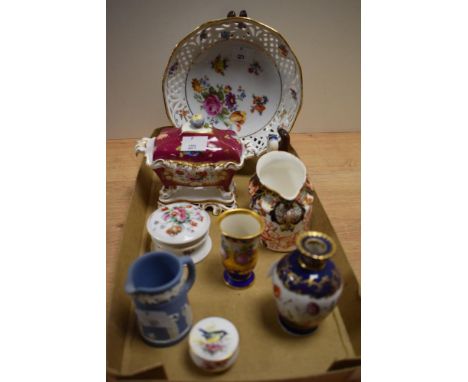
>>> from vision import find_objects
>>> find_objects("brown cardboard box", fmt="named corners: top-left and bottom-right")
top-left (107, 132), bottom-right (361, 381)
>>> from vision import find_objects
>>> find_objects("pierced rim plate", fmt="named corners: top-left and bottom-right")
top-left (163, 17), bottom-right (302, 156)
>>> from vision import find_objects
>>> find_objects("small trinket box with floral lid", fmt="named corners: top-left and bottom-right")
top-left (146, 202), bottom-right (211, 263)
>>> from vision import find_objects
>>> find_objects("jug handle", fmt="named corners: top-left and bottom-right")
top-left (180, 257), bottom-right (196, 293)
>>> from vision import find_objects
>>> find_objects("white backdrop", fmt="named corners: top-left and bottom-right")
top-left (107, 0), bottom-right (360, 138)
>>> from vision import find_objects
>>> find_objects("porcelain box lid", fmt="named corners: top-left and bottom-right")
top-left (152, 124), bottom-right (243, 165)
top-left (189, 317), bottom-right (239, 362)
top-left (146, 203), bottom-right (210, 246)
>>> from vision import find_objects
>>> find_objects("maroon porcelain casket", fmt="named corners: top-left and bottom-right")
top-left (135, 116), bottom-right (247, 213)
top-left (152, 126), bottom-right (242, 192)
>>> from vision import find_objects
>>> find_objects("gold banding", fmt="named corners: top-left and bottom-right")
top-left (296, 231), bottom-right (336, 261)
top-left (162, 16), bottom-right (303, 138)
top-left (218, 208), bottom-right (265, 240)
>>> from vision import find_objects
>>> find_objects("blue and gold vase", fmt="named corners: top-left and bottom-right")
top-left (271, 231), bottom-right (343, 335)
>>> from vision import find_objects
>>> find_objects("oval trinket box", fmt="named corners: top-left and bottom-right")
top-left (189, 317), bottom-right (239, 373)
top-left (146, 202), bottom-right (211, 263)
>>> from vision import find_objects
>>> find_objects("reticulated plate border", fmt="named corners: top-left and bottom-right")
top-left (162, 16), bottom-right (303, 157)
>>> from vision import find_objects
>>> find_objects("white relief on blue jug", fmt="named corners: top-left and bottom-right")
top-left (181, 303), bottom-right (192, 326)
top-left (136, 309), bottom-right (181, 338)
top-left (168, 313), bottom-right (181, 338)
top-left (136, 281), bottom-right (184, 305)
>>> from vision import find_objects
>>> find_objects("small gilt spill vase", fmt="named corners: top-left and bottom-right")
top-left (217, 208), bottom-right (264, 289)
top-left (271, 231), bottom-right (343, 335)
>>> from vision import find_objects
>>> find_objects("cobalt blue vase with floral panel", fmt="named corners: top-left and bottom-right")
top-left (271, 231), bottom-right (343, 335)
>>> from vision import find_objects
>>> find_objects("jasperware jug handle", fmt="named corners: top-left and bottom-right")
top-left (180, 257), bottom-right (196, 292)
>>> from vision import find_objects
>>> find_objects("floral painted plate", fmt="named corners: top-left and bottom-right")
top-left (163, 16), bottom-right (302, 156)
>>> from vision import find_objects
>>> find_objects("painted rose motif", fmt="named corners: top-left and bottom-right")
top-left (192, 76), bottom-right (248, 130)
top-left (203, 94), bottom-right (223, 116)
top-left (211, 54), bottom-right (229, 75)
top-left (156, 205), bottom-right (205, 236)
top-left (167, 206), bottom-right (188, 223)
top-left (166, 225), bottom-right (182, 236)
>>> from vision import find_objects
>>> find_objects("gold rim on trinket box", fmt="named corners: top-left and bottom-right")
top-left (217, 208), bottom-right (265, 240)
top-left (162, 16), bottom-right (303, 156)
top-left (296, 231), bottom-right (337, 261)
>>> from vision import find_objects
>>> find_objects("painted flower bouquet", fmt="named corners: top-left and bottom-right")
top-left (192, 76), bottom-right (247, 131)
top-left (163, 206), bottom-right (190, 224)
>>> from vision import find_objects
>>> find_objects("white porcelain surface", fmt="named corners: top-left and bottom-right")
top-left (186, 40), bottom-right (281, 136)
top-left (189, 317), bottom-right (239, 372)
top-left (152, 235), bottom-right (212, 264)
top-left (146, 203), bottom-right (210, 246)
top-left (157, 184), bottom-right (238, 215)
top-left (256, 151), bottom-right (306, 201)
top-left (163, 17), bottom-right (302, 156)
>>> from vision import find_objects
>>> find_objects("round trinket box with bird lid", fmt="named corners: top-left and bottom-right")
top-left (189, 317), bottom-right (240, 373)
top-left (146, 202), bottom-right (211, 264)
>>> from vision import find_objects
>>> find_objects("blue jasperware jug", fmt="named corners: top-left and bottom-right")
top-left (125, 251), bottom-right (195, 346)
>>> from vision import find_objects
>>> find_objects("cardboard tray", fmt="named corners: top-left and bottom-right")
top-left (107, 130), bottom-right (361, 381)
